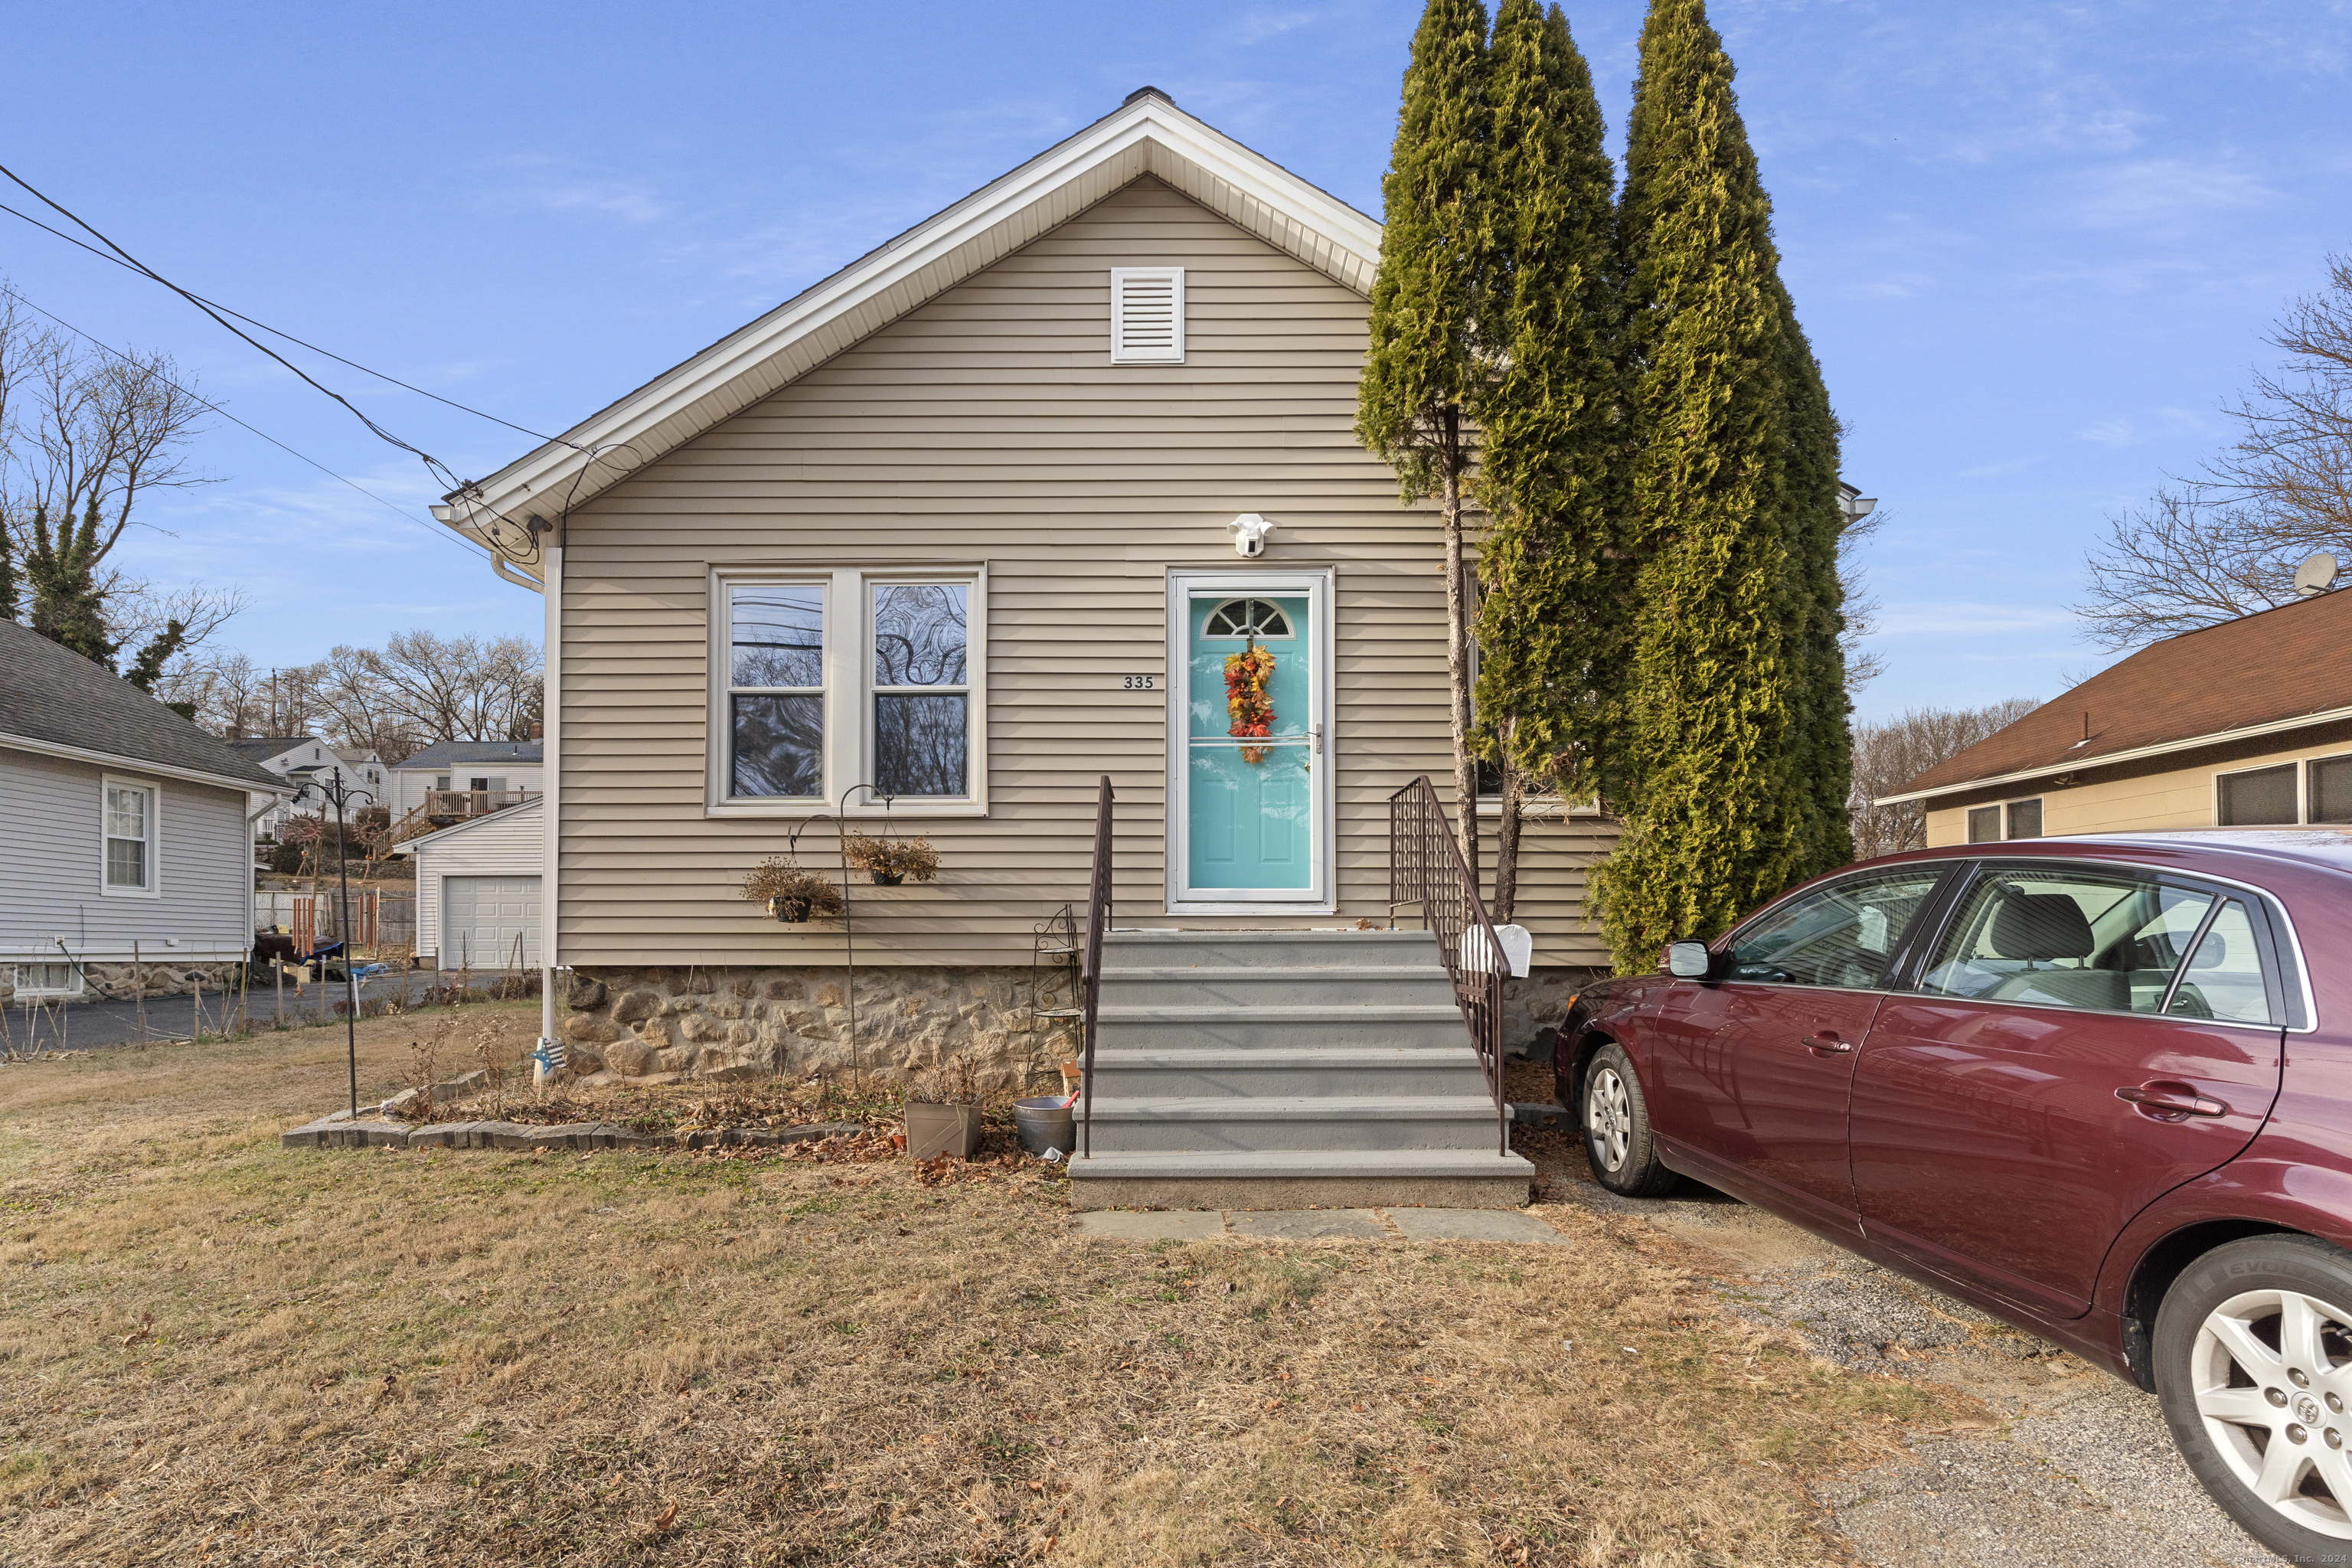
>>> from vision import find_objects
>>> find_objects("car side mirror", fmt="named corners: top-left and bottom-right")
top-left (1665, 940), bottom-right (1713, 980)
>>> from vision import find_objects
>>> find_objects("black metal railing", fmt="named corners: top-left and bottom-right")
top-left (1078, 775), bottom-right (1116, 1158)
top-left (1389, 775), bottom-right (1510, 1155)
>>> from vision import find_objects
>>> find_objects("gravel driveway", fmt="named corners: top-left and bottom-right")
top-left (1551, 1168), bottom-right (2282, 1566)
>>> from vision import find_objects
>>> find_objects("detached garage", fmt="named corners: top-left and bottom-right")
top-left (396, 799), bottom-right (544, 973)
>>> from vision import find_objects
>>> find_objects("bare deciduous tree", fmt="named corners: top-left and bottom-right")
top-left (0, 284), bottom-right (239, 664)
top-left (1848, 697), bottom-right (2041, 860)
top-left (2082, 255), bottom-right (2352, 649)
top-left (162, 631), bottom-right (542, 763)
top-left (1839, 503), bottom-right (1888, 691)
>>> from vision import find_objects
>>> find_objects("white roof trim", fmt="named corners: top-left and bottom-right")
top-left (390, 795), bottom-right (544, 854)
top-left (430, 90), bottom-right (1380, 558)
top-left (2, 733), bottom-right (292, 800)
top-left (1872, 701), bottom-right (2352, 807)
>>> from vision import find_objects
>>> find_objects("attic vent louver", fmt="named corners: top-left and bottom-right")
top-left (1110, 267), bottom-right (1185, 364)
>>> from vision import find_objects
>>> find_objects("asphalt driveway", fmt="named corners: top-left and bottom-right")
top-left (3, 969), bottom-right (443, 1054)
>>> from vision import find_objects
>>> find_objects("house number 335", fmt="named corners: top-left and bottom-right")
top-left (1122, 675), bottom-right (1157, 690)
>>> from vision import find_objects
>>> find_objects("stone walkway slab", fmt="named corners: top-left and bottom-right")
top-left (1075, 1210), bottom-right (1228, 1240)
top-left (1231, 1209), bottom-right (1391, 1240)
top-left (1386, 1207), bottom-right (1569, 1244)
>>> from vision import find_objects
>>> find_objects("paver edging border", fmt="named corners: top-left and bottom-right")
top-left (279, 1116), bottom-right (865, 1152)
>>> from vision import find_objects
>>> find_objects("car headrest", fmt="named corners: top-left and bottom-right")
top-left (2190, 932), bottom-right (2228, 970)
top-left (1989, 891), bottom-right (2095, 962)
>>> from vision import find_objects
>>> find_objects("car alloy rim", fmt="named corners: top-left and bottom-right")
top-left (2191, 1286), bottom-right (2352, 1538)
top-left (1586, 1067), bottom-right (1631, 1173)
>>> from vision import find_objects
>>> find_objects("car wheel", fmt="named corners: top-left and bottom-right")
top-left (1580, 1044), bottom-right (1676, 1197)
top-left (2154, 1234), bottom-right (2352, 1557)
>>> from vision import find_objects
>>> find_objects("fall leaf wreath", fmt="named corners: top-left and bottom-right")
top-left (1223, 643), bottom-right (1277, 763)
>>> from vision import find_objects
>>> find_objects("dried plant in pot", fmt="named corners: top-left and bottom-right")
top-left (904, 1054), bottom-right (984, 1159)
top-left (740, 856), bottom-right (846, 924)
top-left (841, 829), bottom-right (940, 887)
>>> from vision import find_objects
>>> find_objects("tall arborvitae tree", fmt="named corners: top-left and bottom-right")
top-left (1773, 281), bottom-right (1856, 874)
top-left (1591, 0), bottom-right (1803, 969)
top-left (1471, 0), bottom-right (1625, 922)
top-left (1357, 0), bottom-right (1493, 871)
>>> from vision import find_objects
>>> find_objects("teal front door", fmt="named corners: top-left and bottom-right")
top-left (1170, 574), bottom-right (1329, 907)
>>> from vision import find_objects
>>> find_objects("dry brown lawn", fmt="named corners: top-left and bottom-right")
top-left (0, 1008), bottom-right (1959, 1566)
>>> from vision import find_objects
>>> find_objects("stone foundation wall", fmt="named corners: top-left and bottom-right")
top-left (68, 961), bottom-right (243, 1002)
top-left (557, 961), bottom-right (1604, 1084)
top-left (558, 965), bottom-right (1080, 1087)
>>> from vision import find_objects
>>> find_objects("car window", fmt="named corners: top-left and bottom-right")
top-left (1725, 867), bottom-right (1946, 989)
top-left (2167, 900), bottom-right (2274, 1025)
top-left (1916, 865), bottom-right (2230, 1015)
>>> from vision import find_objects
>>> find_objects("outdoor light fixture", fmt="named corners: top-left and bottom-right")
top-left (1838, 483), bottom-right (1877, 522)
top-left (1228, 513), bottom-right (1277, 557)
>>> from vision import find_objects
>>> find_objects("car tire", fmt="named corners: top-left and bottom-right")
top-left (2154, 1233), bottom-right (2352, 1557)
top-left (1579, 1043), bottom-right (1677, 1197)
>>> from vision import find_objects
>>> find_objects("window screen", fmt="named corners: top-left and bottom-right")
top-left (2005, 799), bottom-right (2043, 839)
top-left (1967, 805), bottom-right (2001, 843)
top-left (872, 583), bottom-right (969, 797)
top-left (105, 783), bottom-right (151, 890)
top-left (2310, 756), bottom-right (2352, 825)
top-left (729, 583), bottom-right (825, 799)
top-left (2219, 763), bottom-right (2297, 826)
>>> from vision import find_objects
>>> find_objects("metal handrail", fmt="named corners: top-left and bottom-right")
top-left (1079, 774), bottom-right (1116, 1158)
top-left (1388, 775), bottom-right (1511, 1155)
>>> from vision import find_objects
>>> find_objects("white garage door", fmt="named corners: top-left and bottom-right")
top-left (441, 876), bottom-right (541, 972)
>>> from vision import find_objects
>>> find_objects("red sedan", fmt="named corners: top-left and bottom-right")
top-left (1558, 831), bottom-right (2352, 1559)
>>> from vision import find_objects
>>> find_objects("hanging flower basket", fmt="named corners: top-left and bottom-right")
top-left (841, 830), bottom-right (940, 887)
top-left (1224, 643), bottom-right (1276, 763)
top-left (740, 857), bottom-right (845, 923)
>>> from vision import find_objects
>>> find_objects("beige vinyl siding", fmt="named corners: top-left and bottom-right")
top-left (1921, 736), bottom-right (2352, 845)
top-left (557, 176), bottom-right (1615, 971)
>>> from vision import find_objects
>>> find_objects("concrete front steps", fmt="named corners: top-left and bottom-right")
top-left (1067, 929), bottom-right (1535, 1211)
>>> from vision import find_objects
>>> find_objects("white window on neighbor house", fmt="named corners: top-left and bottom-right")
top-left (6, 962), bottom-right (83, 999)
top-left (2217, 763), bottom-right (2298, 826)
top-left (1110, 267), bottom-right (1185, 364)
top-left (711, 569), bottom-right (986, 816)
top-left (102, 777), bottom-right (158, 895)
top-left (1965, 799), bottom-right (2043, 842)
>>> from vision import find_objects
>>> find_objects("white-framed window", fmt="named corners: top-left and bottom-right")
top-left (710, 567), bottom-right (987, 817)
top-left (6, 962), bottom-right (84, 1000)
top-left (102, 776), bottom-right (159, 896)
top-left (1110, 267), bottom-right (1185, 364)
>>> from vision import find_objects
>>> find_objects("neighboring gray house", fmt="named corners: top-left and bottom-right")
top-left (386, 739), bottom-right (544, 834)
top-left (1, 621), bottom-right (286, 1001)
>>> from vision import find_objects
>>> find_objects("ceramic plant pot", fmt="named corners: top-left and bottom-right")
top-left (904, 1101), bottom-right (983, 1160)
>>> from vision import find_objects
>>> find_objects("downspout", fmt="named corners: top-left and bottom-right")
top-left (538, 539), bottom-right (562, 1072)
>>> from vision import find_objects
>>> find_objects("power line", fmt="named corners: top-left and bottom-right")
top-left (0, 196), bottom-right (563, 446)
top-left (2, 285), bottom-right (497, 568)
top-left (0, 160), bottom-right (543, 563)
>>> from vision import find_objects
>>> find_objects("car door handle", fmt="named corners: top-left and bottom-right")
top-left (2116, 1083), bottom-right (2229, 1120)
top-left (1800, 1033), bottom-right (1854, 1056)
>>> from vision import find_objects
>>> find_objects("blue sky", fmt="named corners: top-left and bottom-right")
top-left (4, 0), bottom-right (2347, 720)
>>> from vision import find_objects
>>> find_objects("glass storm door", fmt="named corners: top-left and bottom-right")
top-left (1169, 573), bottom-right (1330, 908)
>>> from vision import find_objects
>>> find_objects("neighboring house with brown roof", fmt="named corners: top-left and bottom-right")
top-left (1878, 587), bottom-right (2352, 846)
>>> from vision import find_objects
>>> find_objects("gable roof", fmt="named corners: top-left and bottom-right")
top-left (1883, 588), bottom-right (2352, 804)
top-left (394, 739), bottom-right (544, 770)
top-left (230, 736), bottom-right (322, 760)
top-left (0, 621), bottom-right (283, 792)
top-left (429, 87), bottom-right (1382, 583)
